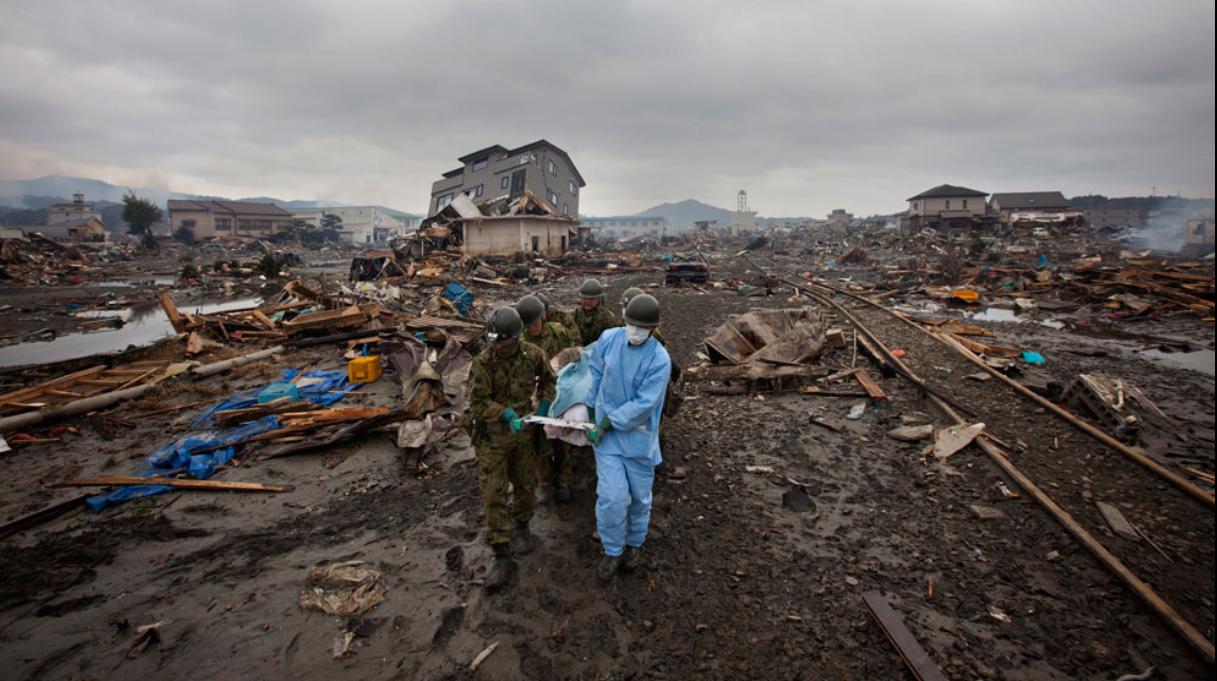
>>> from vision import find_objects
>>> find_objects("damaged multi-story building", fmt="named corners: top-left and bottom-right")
top-left (420, 140), bottom-right (585, 257)
top-left (427, 140), bottom-right (585, 218)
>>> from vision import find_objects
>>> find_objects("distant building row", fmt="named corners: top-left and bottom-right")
top-left (898, 185), bottom-right (1082, 233)
top-left (167, 201), bottom-right (420, 243)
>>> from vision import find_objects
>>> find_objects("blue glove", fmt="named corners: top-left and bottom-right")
top-left (537, 400), bottom-right (551, 417)
top-left (501, 406), bottom-right (519, 423)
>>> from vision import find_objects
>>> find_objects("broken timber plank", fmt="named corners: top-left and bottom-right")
top-left (51, 477), bottom-right (292, 493)
top-left (862, 591), bottom-right (949, 681)
top-left (159, 291), bottom-right (183, 332)
top-left (854, 369), bottom-right (887, 400)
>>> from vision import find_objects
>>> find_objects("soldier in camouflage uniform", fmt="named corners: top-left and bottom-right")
top-left (517, 294), bottom-right (579, 502)
top-left (572, 278), bottom-right (619, 346)
top-left (536, 291), bottom-right (575, 335)
top-left (465, 306), bottom-right (556, 591)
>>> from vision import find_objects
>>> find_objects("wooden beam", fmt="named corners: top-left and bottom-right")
top-left (862, 591), bottom-right (949, 681)
top-left (854, 369), bottom-right (887, 400)
top-left (51, 476), bottom-right (292, 493)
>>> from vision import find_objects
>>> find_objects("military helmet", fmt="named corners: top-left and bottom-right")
top-left (578, 278), bottom-right (604, 299)
top-left (534, 291), bottom-right (551, 310)
top-left (486, 306), bottom-right (523, 341)
top-left (516, 294), bottom-right (544, 326)
top-left (621, 286), bottom-right (644, 307)
top-left (624, 293), bottom-right (661, 327)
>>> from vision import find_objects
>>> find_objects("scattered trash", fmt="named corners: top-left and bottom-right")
top-left (887, 424), bottom-right (935, 442)
top-left (298, 561), bottom-right (387, 618)
top-left (846, 402), bottom-right (867, 420)
top-left (930, 422), bottom-right (985, 459)
top-left (1021, 351), bottom-right (1046, 365)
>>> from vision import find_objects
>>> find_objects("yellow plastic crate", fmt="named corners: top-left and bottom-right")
top-left (348, 355), bottom-right (383, 384)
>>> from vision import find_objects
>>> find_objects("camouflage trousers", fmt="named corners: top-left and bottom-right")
top-left (474, 432), bottom-right (536, 545)
top-left (533, 428), bottom-right (573, 491)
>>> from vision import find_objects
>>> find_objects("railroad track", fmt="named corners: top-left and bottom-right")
top-left (747, 256), bottom-right (1216, 665)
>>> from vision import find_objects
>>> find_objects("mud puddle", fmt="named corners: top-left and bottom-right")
top-left (1136, 347), bottom-right (1216, 377)
top-left (0, 297), bottom-right (261, 367)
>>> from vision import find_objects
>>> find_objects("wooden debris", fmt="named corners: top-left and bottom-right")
top-left (470, 642), bottom-right (500, 673)
top-left (51, 476), bottom-right (292, 492)
top-left (854, 369), bottom-right (887, 400)
top-left (862, 591), bottom-right (949, 681)
top-left (931, 422), bottom-right (985, 459)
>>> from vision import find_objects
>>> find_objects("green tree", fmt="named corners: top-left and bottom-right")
top-left (122, 191), bottom-right (164, 250)
top-left (321, 212), bottom-right (343, 231)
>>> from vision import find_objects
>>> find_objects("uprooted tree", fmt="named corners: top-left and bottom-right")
top-left (122, 191), bottom-right (164, 250)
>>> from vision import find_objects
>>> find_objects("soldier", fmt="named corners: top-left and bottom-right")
top-left (621, 287), bottom-right (666, 344)
top-left (535, 291), bottom-right (574, 333)
top-left (465, 306), bottom-right (556, 591)
top-left (572, 278), bottom-right (619, 346)
top-left (517, 294), bottom-right (578, 502)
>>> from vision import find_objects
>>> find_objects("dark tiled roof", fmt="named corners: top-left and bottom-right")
top-left (907, 184), bottom-right (987, 201)
top-left (167, 199), bottom-right (291, 216)
top-left (441, 167), bottom-right (465, 179)
top-left (458, 145), bottom-right (508, 163)
top-left (990, 192), bottom-right (1069, 209)
top-left (509, 139), bottom-right (585, 187)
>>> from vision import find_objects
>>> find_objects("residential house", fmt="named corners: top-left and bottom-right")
top-left (989, 192), bottom-right (1070, 220)
top-left (45, 194), bottom-right (97, 225)
top-left (167, 200), bottom-right (294, 240)
top-left (428, 140), bottom-right (586, 218)
top-left (900, 184), bottom-right (989, 233)
top-left (39, 216), bottom-right (107, 242)
top-left (292, 206), bottom-right (412, 243)
top-left (1181, 217), bottom-right (1215, 258)
top-left (580, 215), bottom-right (670, 239)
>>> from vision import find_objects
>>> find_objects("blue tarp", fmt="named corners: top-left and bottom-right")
top-left (86, 369), bottom-right (356, 512)
top-left (550, 341), bottom-right (597, 418)
top-left (442, 282), bottom-right (474, 317)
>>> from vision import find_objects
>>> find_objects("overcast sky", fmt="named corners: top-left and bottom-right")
top-left (1, 0), bottom-right (1213, 217)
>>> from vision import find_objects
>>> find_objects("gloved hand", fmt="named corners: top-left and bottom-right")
top-left (587, 418), bottom-right (612, 446)
top-left (510, 417), bottom-right (526, 433)
top-left (587, 406), bottom-right (596, 423)
top-left (500, 406), bottom-right (519, 423)
top-left (537, 400), bottom-right (551, 417)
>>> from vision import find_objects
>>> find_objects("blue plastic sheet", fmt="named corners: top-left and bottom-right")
top-left (88, 368), bottom-right (356, 513)
top-left (1022, 351), bottom-right (1046, 365)
top-left (442, 282), bottom-right (474, 317)
top-left (550, 341), bottom-right (598, 418)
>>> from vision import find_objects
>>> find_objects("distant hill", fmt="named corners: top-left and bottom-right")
top-left (630, 199), bottom-right (732, 229)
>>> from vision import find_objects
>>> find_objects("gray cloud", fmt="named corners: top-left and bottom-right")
top-left (0, 0), bottom-right (1212, 216)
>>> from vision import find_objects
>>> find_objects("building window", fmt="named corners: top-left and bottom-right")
top-left (562, 204), bottom-right (569, 216)
top-left (215, 218), bottom-right (231, 231)
top-left (547, 160), bottom-right (557, 176)
top-left (548, 191), bottom-right (558, 207)
top-left (945, 200), bottom-right (951, 209)
top-left (963, 199), bottom-right (968, 209)
top-left (569, 180), bottom-right (577, 195)
top-left (500, 176), bottom-right (510, 190)
top-left (437, 193), bottom-right (454, 210)
top-left (466, 184), bottom-right (484, 198)
top-left (182, 219), bottom-right (196, 228)
top-left (471, 158), bottom-right (488, 171)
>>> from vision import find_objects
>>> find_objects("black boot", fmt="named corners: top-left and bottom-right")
top-left (511, 520), bottom-right (536, 556)
top-left (620, 545), bottom-right (642, 573)
top-left (485, 543), bottom-right (515, 592)
top-left (597, 554), bottom-right (621, 582)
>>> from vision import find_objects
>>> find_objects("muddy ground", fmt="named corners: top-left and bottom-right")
top-left (0, 263), bottom-right (1213, 680)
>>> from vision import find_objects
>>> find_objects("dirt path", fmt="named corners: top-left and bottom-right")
top-left (0, 268), bottom-right (1212, 680)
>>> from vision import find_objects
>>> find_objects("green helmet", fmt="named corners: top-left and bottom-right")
top-left (534, 291), bottom-right (551, 310)
top-left (516, 294), bottom-right (544, 326)
top-left (486, 306), bottom-right (523, 342)
top-left (621, 286), bottom-right (644, 308)
top-left (624, 293), bottom-right (660, 327)
top-left (578, 278), bottom-right (604, 299)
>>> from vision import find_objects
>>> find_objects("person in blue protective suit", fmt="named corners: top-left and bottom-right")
top-left (585, 293), bottom-right (671, 582)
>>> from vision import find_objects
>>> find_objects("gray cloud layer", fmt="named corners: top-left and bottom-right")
top-left (1, 0), bottom-right (1213, 216)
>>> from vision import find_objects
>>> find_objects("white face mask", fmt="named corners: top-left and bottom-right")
top-left (625, 324), bottom-right (651, 345)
